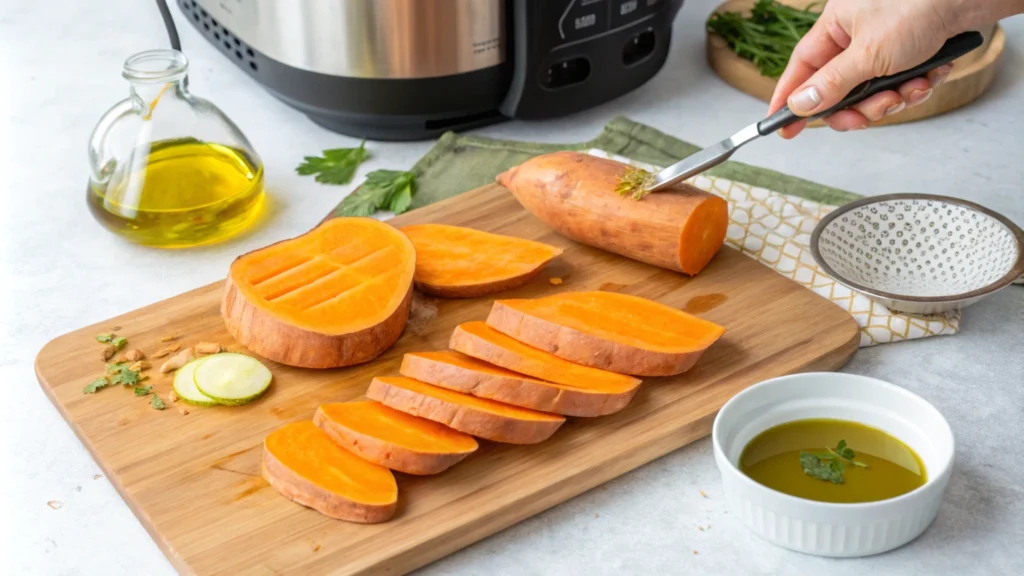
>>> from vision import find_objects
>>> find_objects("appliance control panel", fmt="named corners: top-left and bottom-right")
top-left (500, 0), bottom-right (682, 119)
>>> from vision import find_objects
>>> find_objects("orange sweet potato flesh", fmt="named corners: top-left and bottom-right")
top-left (400, 350), bottom-right (637, 417)
top-left (262, 421), bottom-right (398, 523)
top-left (486, 291), bottom-right (726, 376)
top-left (449, 321), bottom-right (642, 399)
top-left (399, 224), bottom-right (563, 298)
top-left (222, 217), bottom-right (415, 368)
top-left (314, 400), bottom-right (478, 475)
top-left (496, 151), bottom-right (729, 276)
top-left (366, 376), bottom-right (566, 445)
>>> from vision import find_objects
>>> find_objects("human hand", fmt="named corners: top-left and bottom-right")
top-left (768, 0), bottom-right (960, 138)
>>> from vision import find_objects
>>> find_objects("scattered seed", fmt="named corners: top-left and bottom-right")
top-left (129, 361), bottom-right (151, 373)
top-left (152, 345), bottom-right (181, 359)
top-left (110, 326), bottom-right (121, 332)
top-left (312, 544), bottom-right (321, 552)
top-left (168, 391), bottom-right (179, 403)
top-left (47, 500), bottom-right (63, 510)
top-left (693, 550), bottom-right (698, 556)
top-left (101, 345), bottom-right (116, 361)
top-left (125, 349), bottom-right (146, 361)
top-left (160, 347), bottom-right (195, 373)
top-left (160, 335), bottom-right (177, 342)
top-left (698, 525), bottom-right (704, 531)
top-left (699, 490), bottom-right (708, 498)
top-left (195, 342), bottom-right (222, 355)
top-left (177, 406), bottom-right (190, 416)
top-left (549, 277), bottom-right (564, 285)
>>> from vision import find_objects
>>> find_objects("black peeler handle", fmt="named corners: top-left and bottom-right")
top-left (756, 31), bottom-right (984, 136)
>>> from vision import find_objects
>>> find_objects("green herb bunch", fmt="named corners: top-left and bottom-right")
top-left (706, 0), bottom-right (823, 79)
top-left (800, 439), bottom-right (868, 484)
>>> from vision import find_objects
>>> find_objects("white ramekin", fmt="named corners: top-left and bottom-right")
top-left (712, 372), bottom-right (955, 558)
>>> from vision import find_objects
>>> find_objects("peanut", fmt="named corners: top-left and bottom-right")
top-left (159, 347), bottom-right (195, 373)
top-left (195, 342), bottom-right (222, 355)
top-left (101, 345), bottom-right (116, 361)
top-left (152, 345), bottom-right (181, 359)
top-left (124, 349), bottom-right (145, 362)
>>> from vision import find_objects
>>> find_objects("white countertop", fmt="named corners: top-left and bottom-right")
top-left (2, 1), bottom-right (1022, 574)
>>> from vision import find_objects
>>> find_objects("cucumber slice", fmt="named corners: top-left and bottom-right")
top-left (172, 359), bottom-right (219, 407)
top-left (193, 352), bottom-right (273, 406)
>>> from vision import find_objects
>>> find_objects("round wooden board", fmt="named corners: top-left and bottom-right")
top-left (706, 0), bottom-right (1006, 128)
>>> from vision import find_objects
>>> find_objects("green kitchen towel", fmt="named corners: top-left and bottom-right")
top-left (327, 116), bottom-right (861, 219)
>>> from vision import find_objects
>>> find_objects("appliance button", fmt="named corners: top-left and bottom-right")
top-left (542, 57), bottom-right (591, 89)
top-left (558, 0), bottom-right (610, 43)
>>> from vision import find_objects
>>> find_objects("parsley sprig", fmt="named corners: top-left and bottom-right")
top-left (295, 141), bottom-right (369, 185)
top-left (800, 440), bottom-right (868, 484)
top-left (296, 143), bottom-right (418, 216)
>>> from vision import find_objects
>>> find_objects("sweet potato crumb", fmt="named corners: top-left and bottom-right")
top-left (160, 335), bottom-right (177, 342)
top-left (177, 406), bottom-right (190, 416)
top-left (129, 360), bottom-right (151, 372)
top-left (168, 391), bottom-right (178, 403)
top-left (549, 277), bottom-right (563, 285)
top-left (153, 345), bottom-right (181, 359)
top-left (699, 490), bottom-right (708, 498)
top-left (47, 500), bottom-right (63, 510)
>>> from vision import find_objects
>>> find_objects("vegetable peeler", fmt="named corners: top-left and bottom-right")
top-left (645, 31), bottom-right (984, 193)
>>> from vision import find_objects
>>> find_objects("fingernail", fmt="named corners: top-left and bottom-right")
top-left (789, 86), bottom-right (821, 114)
top-left (932, 65), bottom-right (953, 87)
top-left (884, 101), bottom-right (906, 116)
top-left (907, 89), bottom-right (933, 106)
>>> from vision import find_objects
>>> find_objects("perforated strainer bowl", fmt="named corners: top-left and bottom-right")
top-left (810, 193), bottom-right (1024, 315)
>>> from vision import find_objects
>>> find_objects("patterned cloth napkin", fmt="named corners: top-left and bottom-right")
top-left (585, 149), bottom-right (960, 347)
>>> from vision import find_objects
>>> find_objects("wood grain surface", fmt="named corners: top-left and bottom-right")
top-left (35, 183), bottom-right (860, 575)
top-left (706, 0), bottom-right (1005, 128)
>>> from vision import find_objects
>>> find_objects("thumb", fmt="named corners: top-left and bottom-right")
top-left (787, 44), bottom-right (876, 116)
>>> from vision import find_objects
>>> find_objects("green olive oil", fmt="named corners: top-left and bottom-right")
top-left (739, 418), bottom-right (927, 504)
top-left (88, 138), bottom-right (264, 248)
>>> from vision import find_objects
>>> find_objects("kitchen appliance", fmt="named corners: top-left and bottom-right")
top-left (176, 0), bottom-right (685, 140)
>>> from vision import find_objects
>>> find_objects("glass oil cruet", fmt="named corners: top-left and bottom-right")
top-left (87, 49), bottom-right (264, 248)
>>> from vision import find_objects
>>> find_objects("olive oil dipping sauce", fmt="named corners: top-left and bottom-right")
top-left (739, 419), bottom-right (926, 504)
top-left (88, 139), bottom-right (264, 248)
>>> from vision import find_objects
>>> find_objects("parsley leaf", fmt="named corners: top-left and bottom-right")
top-left (151, 394), bottom-right (167, 410)
top-left (83, 377), bottom-right (111, 394)
top-left (296, 141), bottom-right (369, 185)
top-left (96, 333), bottom-right (113, 343)
top-left (133, 385), bottom-right (153, 397)
top-left (800, 439), bottom-right (869, 483)
top-left (110, 336), bottom-right (128, 350)
top-left (106, 362), bottom-right (129, 373)
top-left (335, 169), bottom-right (417, 217)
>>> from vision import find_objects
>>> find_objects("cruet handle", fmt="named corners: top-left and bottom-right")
top-left (87, 97), bottom-right (141, 184)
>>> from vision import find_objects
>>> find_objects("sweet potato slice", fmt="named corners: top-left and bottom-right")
top-left (449, 321), bottom-right (641, 395)
top-left (400, 350), bottom-right (637, 417)
top-left (314, 400), bottom-right (479, 475)
top-left (399, 223), bottom-right (563, 298)
top-left (496, 151), bottom-right (729, 275)
top-left (486, 291), bottom-right (726, 376)
top-left (366, 376), bottom-right (566, 445)
top-left (262, 421), bottom-right (397, 523)
top-left (222, 217), bottom-right (416, 368)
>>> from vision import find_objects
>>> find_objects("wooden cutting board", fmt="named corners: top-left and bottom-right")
top-left (35, 183), bottom-right (860, 576)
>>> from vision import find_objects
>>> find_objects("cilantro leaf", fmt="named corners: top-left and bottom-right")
top-left (334, 169), bottom-right (417, 217)
top-left (296, 141), bottom-right (369, 185)
top-left (83, 377), bottom-right (111, 394)
top-left (113, 368), bottom-right (140, 387)
top-left (151, 394), bottom-right (166, 410)
top-left (96, 333), bottom-right (113, 343)
top-left (133, 385), bottom-right (153, 397)
top-left (110, 336), bottom-right (127, 350)
top-left (106, 362), bottom-right (129, 373)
